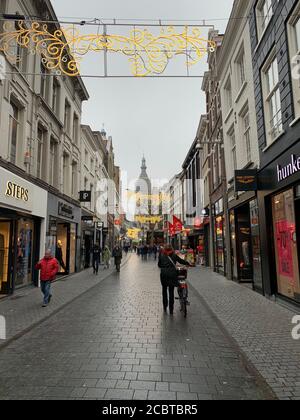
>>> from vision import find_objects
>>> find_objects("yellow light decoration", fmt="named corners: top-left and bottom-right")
top-left (135, 216), bottom-right (163, 224)
top-left (0, 21), bottom-right (216, 77)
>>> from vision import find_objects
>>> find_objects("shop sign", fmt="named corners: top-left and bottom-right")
top-left (0, 169), bottom-right (33, 211)
top-left (58, 202), bottom-right (74, 219)
top-left (277, 154), bottom-right (300, 183)
top-left (82, 216), bottom-right (93, 222)
top-left (97, 221), bottom-right (104, 229)
top-left (79, 191), bottom-right (92, 202)
top-left (234, 170), bottom-right (258, 192)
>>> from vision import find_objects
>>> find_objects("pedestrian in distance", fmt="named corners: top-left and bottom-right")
top-left (92, 244), bottom-right (101, 275)
top-left (112, 244), bottom-right (123, 272)
top-left (158, 244), bottom-right (191, 315)
top-left (35, 249), bottom-right (59, 308)
top-left (153, 244), bottom-right (158, 260)
top-left (103, 246), bottom-right (111, 269)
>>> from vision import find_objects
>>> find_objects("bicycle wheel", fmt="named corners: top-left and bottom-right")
top-left (183, 300), bottom-right (187, 318)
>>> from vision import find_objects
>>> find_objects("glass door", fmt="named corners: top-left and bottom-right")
top-left (0, 221), bottom-right (12, 294)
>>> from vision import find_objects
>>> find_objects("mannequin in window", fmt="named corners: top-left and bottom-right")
top-left (55, 240), bottom-right (66, 272)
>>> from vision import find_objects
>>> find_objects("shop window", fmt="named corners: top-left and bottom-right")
top-left (0, 221), bottom-right (11, 293)
top-left (272, 189), bottom-right (300, 302)
top-left (15, 218), bottom-right (34, 288)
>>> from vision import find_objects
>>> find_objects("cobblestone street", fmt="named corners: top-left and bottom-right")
top-left (0, 256), bottom-right (275, 400)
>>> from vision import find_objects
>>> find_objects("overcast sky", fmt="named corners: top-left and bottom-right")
top-left (51, 0), bottom-right (234, 183)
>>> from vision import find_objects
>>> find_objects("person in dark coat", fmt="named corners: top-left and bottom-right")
top-left (158, 244), bottom-right (191, 315)
top-left (112, 244), bottom-right (123, 272)
top-left (92, 244), bottom-right (101, 275)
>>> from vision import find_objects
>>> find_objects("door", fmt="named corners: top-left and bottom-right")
top-left (0, 221), bottom-right (12, 294)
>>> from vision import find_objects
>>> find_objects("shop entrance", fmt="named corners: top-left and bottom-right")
top-left (235, 204), bottom-right (253, 282)
top-left (0, 221), bottom-right (12, 295)
top-left (55, 223), bottom-right (76, 275)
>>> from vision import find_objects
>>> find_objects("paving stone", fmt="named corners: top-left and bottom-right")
top-left (0, 258), bottom-right (274, 401)
top-left (148, 391), bottom-right (177, 400)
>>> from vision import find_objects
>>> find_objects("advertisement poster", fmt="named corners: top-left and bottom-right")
top-left (275, 220), bottom-right (294, 282)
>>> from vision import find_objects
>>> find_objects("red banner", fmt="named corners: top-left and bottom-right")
top-left (168, 222), bottom-right (176, 237)
top-left (173, 216), bottom-right (183, 233)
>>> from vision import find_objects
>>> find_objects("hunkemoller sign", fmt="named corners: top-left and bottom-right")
top-left (277, 154), bottom-right (300, 182)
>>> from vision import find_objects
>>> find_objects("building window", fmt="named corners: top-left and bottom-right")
top-left (236, 47), bottom-right (246, 90)
top-left (72, 161), bottom-right (78, 198)
top-left (9, 101), bottom-right (19, 164)
top-left (37, 126), bottom-right (45, 179)
top-left (73, 113), bottom-right (79, 145)
top-left (52, 78), bottom-right (60, 114)
top-left (224, 75), bottom-right (233, 115)
top-left (40, 61), bottom-right (49, 100)
top-left (49, 138), bottom-right (58, 188)
top-left (64, 100), bottom-right (71, 134)
top-left (262, 54), bottom-right (283, 145)
top-left (228, 127), bottom-right (237, 179)
top-left (288, 7), bottom-right (300, 119)
top-left (63, 153), bottom-right (70, 195)
top-left (241, 107), bottom-right (251, 164)
top-left (256, 0), bottom-right (273, 39)
top-left (15, 22), bottom-right (28, 75)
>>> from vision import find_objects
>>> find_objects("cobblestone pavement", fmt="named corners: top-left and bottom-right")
top-left (0, 256), bottom-right (273, 400)
top-left (188, 267), bottom-right (300, 400)
top-left (0, 257), bottom-right (130, 344)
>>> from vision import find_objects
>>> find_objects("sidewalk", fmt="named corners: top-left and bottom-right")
top-left (189, 267), bottom-right (300, 400)
top-left (0, 255), bottom-right (131, 347)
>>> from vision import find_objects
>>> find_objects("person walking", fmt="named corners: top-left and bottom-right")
top-left (92, 244), bottom-right (101, 274)
top-left (35, 250), bottom-right (59, 307)
top-left (158, 244), bottom-right (190, 315)
top-left (153, 244), bottom-right (158, 261)
top-left (103, 246), bottom-right (111, 269)
top-left (112, 244), bottom-right (123, 272)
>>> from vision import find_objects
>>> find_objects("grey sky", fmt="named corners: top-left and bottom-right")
top-left (51, 0), bottom-right (234, 182)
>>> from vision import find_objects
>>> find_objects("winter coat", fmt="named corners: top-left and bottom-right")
top-left (158, 252), bottom-right (190, 287)
top-left (103, 247), bottom-right (111, 264)
top-left (112, 247), bottom-right (123, 263)
top-left (35, 257), bottom-right (59, 282)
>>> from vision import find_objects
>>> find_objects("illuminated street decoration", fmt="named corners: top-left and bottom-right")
top-left (0, 21), bottom-right (216, 77)
top-left (135, 216), bottom-right (163, 224)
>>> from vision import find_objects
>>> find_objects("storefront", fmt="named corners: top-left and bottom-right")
top-left (213, 198), bottom-right (226, 275)
top-left (228, 193), bottom-right (262, 288)
top-left (46, 193), bottom-right (81, 276)
top-left (0, 167), bottom-right (47, 294)
top-left (258, 142), bottom-right (300, 304)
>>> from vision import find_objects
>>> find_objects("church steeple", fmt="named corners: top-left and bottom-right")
top-left (140, 156), bottom-right (148, 178)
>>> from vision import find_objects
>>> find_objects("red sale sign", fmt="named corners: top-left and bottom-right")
top-left (275, 220), bottom-right (294, 282)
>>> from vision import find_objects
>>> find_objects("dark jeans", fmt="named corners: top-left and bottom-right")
top-left (41, 281), bottom-right (51, 305)
top-left (93, 259), bottom-right (99, 274)
top-left (162, 285), bottom-right (175, 313)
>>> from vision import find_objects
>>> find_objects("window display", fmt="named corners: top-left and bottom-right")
top-left (0, 221), bottom-right (11, 293)
top-left (15, 219), bottom-right (34, 287)
top-left (272, 189), bottom-right (300, 301)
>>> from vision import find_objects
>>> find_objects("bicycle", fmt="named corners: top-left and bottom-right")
top-left (176, 267), bottom-right (190, 318)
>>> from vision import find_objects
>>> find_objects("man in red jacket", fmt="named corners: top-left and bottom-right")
top-left (35, 250), bottom-right (59, 307)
